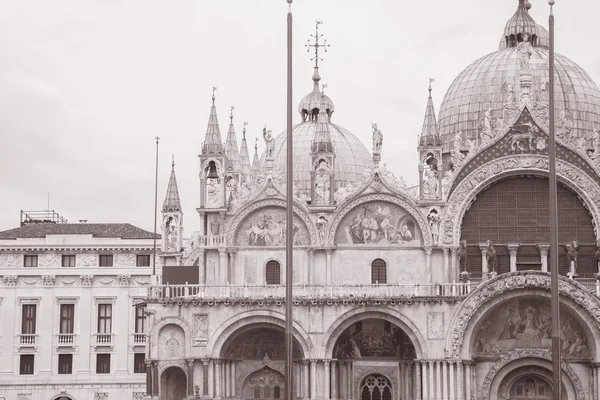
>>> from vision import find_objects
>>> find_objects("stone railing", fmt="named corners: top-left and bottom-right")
top-left (147, 282), bottom-right (473, 301)
top-left (19, 334), bottom-right (37, 346)
top-left (95, 333), bottom-right (113, 345)
top-left (133, 333), bottom-right (146, 344)
top-left (56, 333), bottom-right (75, 345)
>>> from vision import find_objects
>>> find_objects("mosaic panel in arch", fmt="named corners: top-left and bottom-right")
top-left (335, 201), bottom-right (422, 245)
top-left (235, 207), bottom-right (309, 246)
top-left (474, 298), bottom-right (590, 358)
top-left (333, 318), bottom-right (416, 360)
top-left (222, 328), bottom-right (303, 360)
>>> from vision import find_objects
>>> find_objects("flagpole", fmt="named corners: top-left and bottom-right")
top-left (285, 1), bottom-right (294, 400)
top-left (548, 1), bottom-right (561, 399)
top-left (152, 136), bottom-right (160, 280)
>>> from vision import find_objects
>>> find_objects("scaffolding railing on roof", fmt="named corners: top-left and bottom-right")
top-left (20, 210), bottom-right (68, 226)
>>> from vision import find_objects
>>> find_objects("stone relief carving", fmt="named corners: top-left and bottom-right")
top-left (314, 161), bottom-right (331, 205)
top-left (17, 394), bottom-right (31, 400)
top-left (59, 277), bottom-right (78, 286)
top-left (3, 275), bottom-right (18, 286)
top-left (193, 314), bottom-right (208, 341)
top-left (38, 254), bottom-right (60, 268)
top-left (427, 312), bottom-right (444, 340)
top-left (166, 332), bottom-right (180, 358)
top-left (94, 393), bottom-right (108, 400)
top-left (315, 214), bottom-right (328, 246)
top-left (479, 349), bottom-right (584, 400)
top-left (115, 253), bottom-right (136, 268)
top-left (328, 194), bottom-right (431, 247)
top-left (80, 254), bottom-right (97, 267)
top-left (308, 306), bottom-right (324, 333)
top-left (42, 275), bottom-right (55, 286)
top-left (118, 275), bottom-right (132, 286)
top-left (96, 277), bottom-right (116, 286)
top-left (227, 199), bottom-right (316, 247)
top-left (443, 154), bottom-right (600, 245)
top-left (80, 275), bottom-right (94, 286)
top-left (0, 254), bottom-right (21, 268)
top-left (132, 392), bottom-right (145, 400)
top-left (21, 277), bottom-right (40, 286)
top-left (427, 209), bottom-right (441, 246)
top-left (445, 272), bottom-right (600, 359)
top-left (395, 254), bottom-right (422, 283)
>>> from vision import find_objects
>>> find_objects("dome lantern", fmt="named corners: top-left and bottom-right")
top-left (501, 0), bottom-right (541, 49)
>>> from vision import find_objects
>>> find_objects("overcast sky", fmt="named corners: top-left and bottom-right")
top-left (1, 0), bottom-right (599, 235)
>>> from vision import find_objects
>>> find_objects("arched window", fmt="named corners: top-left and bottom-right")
top-left (254, 386), bottom-right (261, 399)
top-left (266, 260), bottom-right (281, 285)
top-left (371, 259), bottom-right (387, 284)
top-left (273, 386), bottom-right (281, 399)
top-left (361, 375), bottom-right (392, 400)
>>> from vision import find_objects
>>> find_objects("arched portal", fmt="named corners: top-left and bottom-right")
top-left (241, 366), bottom-right (285, 400)
top-left (160, 366), bottom-right (187, 400)
top-left (496, 365), bottom-right (568, 400)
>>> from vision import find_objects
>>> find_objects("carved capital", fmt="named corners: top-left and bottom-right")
top-left (325, 248), bottom-right (333, 255)
top-left (201, 358), bottom-right (210, 366)
top-left (442, 247), bottom-right (449, 255)
top-left (227, 248), bottom-right (238, 256)
top-left (2, 275), bottom-right (18, 286)
top-left (80, 275), bottom-right (93, 286)
top-left (423, 246), bottom-right (433, 256)
top-left (323, 359), bottom-right (331, 366)
top-left (42, 275), bottom-right (56, 286)
top-left (187, 358), bottom-right (195, 367)
top-left (478, 243), bottom-right (488, 255)
top-left (537, 243), bottom-right (550, 255)
top-left (507, 243), bottom-right (520, 256)
top-left (218, 248), bottom-right (227, 255)
top-left (214, 358), bottom-right (222, 365)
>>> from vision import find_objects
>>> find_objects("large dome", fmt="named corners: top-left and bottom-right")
top-left (262, 121), bottom-right (373, 194)
top-left (437, 1), bottom-right (600, 151)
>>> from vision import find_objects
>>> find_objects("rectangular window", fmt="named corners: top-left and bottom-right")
top-left (133, 353), bottom-right (146, 373)
top-left (136, 255), bottom-right (150, 267)
top-left (96, 353), bottom-right (111, 374)
top-left (62, 255), bottom-right (76, 267)
top-left (21, 304), bottom-right (37, 334)
top-left (60, 304), bottom-right (75, 334)
top-left (97, 304), bottom-right (112, 334)
top-left (135, 306), bottom-right (146, 333)
top-left (58, 354), bottom-right (73, 374)
top-left (24, 255), bottom-right (38, 267)
top-left (99, 255), bottom-right (113, 267)
top-left (20, 354), bottom-right (34, 375)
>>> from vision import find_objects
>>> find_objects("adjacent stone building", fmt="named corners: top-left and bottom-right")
top-left (0, 211), bottom-right (158, 400)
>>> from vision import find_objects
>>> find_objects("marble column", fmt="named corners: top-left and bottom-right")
top-left (451, 247), bottom-right (458, 283)
top-left (479, 244), bottom-right (489, 277)
top-left (325, 249), bottom-right (333, 284)
top-left (214, 359), bottom-right (222, 399)
top-left (303, 360), bottom-right (310, 400)
top-left (324, 360), bottom-right (331, 399)
top-left (224, 360), bottom-right (231, 398)
top-left (449, 361), bottom-right (455, 400)
top-left (310, 360), bottom-right (317, 400)
top-left (442, 248), bottom-right (450, 284)
top-left (442, 361), bottom-right (448, 400)
top-left (593, 363), bottom-right (600, 400)
top-left (202, 358), bottom-right (210, 397)
top-left (228, 249), bottom-right (237, 285)
top-left (507, 244), bottom-right (519, 272)
top-left (187, 358), bottom-right (194, 397)
top-left (218, 249), bottom-right (227, 285)
top-left (538, 244), bottom-right (550, 272)
top-left (308, 249), bottom-right (315, 285)
top-left (331, 360), bottom-right (338, 400)
top-left (208, 359), bottom-right (214, 399)
top-left (231, 360), bottom-right (236, 397)
top-left (418, 165), bottom-right (424, 199)
top-left (436, 361), bottom-right (442, 400)
top-left (428, 361), bottom-right (434, 400)
top-left (421, 361), bottom-right (428, 400)
top-left (464, 361), bottom-right (472, 400)
top-left (153, 362), bottom-right (159, 396)
top-left (145, 360), bottom-right (153, 396)
top-left (424, 247), bottom-right (433, 285)
top-left (339, 362), bottom-right (347, 400)
top-left (456, 361), bottom-right (463, 400)
top-left (414, 362), bottom-right (421, 400)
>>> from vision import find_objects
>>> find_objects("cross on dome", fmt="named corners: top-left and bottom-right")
top-left (305, 20), bottom-right (330, 69)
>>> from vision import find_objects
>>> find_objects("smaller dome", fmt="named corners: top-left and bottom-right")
top-left (298, 67), bottom-right (335, 122)
top-left (500, 0), bottom-right (541, 49)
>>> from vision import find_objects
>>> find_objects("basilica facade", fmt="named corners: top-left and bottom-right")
top-left (143, 1), bottom-right (600, 400)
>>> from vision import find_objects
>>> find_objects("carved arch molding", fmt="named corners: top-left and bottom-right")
top-left (326, 193), bottom-right (432, 247)
top-left (442, 154), bottom-right (600, 246)
top-left (445, 272), bottom-right (600, 359)
top-left (480, 349), bottom-right (583, 400)
top-left (497, 365), bottom-right (565, 400)
top-left (226, 199), bottom-right (317, 247)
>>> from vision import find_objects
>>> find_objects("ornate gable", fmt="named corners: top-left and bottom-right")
top-left (448, 107), bottom-right (600, 197)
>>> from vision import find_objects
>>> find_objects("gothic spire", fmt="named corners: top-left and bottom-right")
top-left (162, 156), bottom-right (182, 212)
top-left (421, 79), bottom-right (439, 137)
top-left (251, 138), bottom-right (261, 181)
top-left (239, 122), bottom-right (252, 180)
top-left (224, 106), bottom-right (241, 171)
top-left (202, 87), bottom-right (224, 155)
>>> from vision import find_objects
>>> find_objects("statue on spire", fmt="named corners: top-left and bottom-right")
top-left (372, 123), bottom-right (383, 155)
top-left (263, 125), bottom-right (275, 159)
top-left (517, 33), bottom-right (533, 74)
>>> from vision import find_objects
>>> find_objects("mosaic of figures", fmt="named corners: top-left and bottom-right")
top-left (333, 319), bottom-right (416, 359)
top-left (236, 207), bottom-right (309, 247)
top-left (223, 328), bottom-right (303, 360)
top-left (335, 201), bottom-right (421, 245)
top-left (474, 298), bottom-right (590, 357)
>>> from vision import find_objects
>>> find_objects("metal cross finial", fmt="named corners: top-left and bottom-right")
top-left (428, 78), bottom-right (435, 94)
top-left (243, 121), bottom-right (249, 138)
top-left (171, 155), bottom-right (175, 168)
top-left (212, 86), bottom-right (217, 104)
top-left (305, 20), bottom-right (330, 68)
top-left (254, 137), bottom-right (259, 152)
top-left (230, 106), bottom-right (235, 122)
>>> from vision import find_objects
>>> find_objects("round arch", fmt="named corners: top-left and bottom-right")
top-left (327, 193), bottom-right (432, 247)
top-left (356, 372), bottom-right (396, 400)
top-left (445, 272), bottom-right (600, 360)
top-left (322, 307), bottom-right (427, 359)
top-left (159, 365), bottom-right (188, 400)
top-left (207, 310), bottom-right (314, 359)
top-left (49, 395), bottom-right (76, 400)
top-left (149, 316), bottom-right (193, 359)
top-left (480, 351), bottom-right (582, 400)
top-left (496, 365), bottom-right (566, 400)
top-left (442, 155), bottom-right (600, 246)
top-left (225, 198), bottom-right (317, 247)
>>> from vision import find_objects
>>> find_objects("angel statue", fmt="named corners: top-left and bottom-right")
top-left (566, 240), bottom-right (579, 277)
top-left (485, 240), bottom-right (497, 274)
top-left (457, 240), bottom-right (468, 275)
top-left (372, 123), bottom-right (383, 154)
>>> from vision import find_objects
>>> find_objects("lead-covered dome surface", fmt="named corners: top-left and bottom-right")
top-left (263, 121), bottom-right (373, 194)
top-left (437, 1), bottom-right (600, 151)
